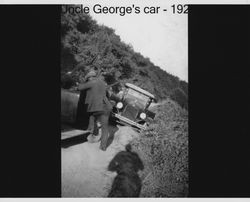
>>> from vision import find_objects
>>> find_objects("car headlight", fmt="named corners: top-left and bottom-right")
top-left (139, 112), bottom-right (147, 120)
top-left (116, 102), bottom-right (123, 109)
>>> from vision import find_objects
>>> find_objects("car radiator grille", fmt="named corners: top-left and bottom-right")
top-left (121, 105), bottom-right (138, 121)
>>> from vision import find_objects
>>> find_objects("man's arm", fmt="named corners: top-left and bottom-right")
top-left (77, 80), bottom-right (93, 91)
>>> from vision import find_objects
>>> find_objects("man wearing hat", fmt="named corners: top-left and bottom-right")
top-left (77, 70), bottom-right (112, 151)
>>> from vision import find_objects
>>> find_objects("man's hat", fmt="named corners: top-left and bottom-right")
top-left (85, 70), bottom-right (97, 80)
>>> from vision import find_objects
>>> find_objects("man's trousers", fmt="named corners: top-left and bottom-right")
top-left (87, 110), bottom-right (110, 150)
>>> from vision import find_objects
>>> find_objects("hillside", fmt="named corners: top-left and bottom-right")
top-left (131, 99), bottom-right (188, 196)
top-left (61, 5), bottom-right (188, 197)
top-left (61, 5), bottom-right (188, 109)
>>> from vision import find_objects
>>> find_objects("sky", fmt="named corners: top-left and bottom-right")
top-left (85, 0), bottom-right (188, 82)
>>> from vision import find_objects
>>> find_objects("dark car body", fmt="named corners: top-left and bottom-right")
top-left (61, 89), bottom-right (80, 124)
top-left (61, 83), bottom-right (156, 130)
top-left (110, 83), bottom-right (156, 130)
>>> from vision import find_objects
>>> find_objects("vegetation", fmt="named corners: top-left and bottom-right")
top-left (131, 99), bottom-right (188, 197)
top-left (61, 5), bottom-right (188, 109)
top-left (61, 6), bottom-right (188, 197)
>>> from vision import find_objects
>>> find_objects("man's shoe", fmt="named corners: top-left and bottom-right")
top-left (99, 146), bottom-right (106, 151)
top-left (87, 134), bottom-right (101, 143)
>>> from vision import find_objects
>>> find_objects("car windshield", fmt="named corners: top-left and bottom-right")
top-left (124, 88), bottom-right (149, 109)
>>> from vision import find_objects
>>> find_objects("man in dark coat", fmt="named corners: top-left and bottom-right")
top-left (77, 70), bottom-right (112, 151)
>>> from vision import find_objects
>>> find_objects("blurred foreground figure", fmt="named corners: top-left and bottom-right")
top-left (108, 144), bottom-right (144, 197)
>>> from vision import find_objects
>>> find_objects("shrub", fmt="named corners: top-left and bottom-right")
top-left (131, 99), bottom-right (188, 197)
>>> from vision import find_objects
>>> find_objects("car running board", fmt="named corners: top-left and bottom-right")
top-left (61, 130), bottom-right (89, 140)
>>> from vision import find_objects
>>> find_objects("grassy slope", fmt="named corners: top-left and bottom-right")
top-left (131, 99), bottom-right (188, 197)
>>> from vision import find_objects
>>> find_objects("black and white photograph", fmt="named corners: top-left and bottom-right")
top-left (1, 2), bottom-right (249, 199)
top-left (61, 2), bottom-right (188, 197)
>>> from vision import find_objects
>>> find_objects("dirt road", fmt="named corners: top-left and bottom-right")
top-left (61, 125), bottom-right (139, 197)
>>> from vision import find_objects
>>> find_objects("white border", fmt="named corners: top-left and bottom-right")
top-left (0, 0), bottom-right (250, 4)
top-left (0, 1), bottom-right (249, 201)
top-left (0, 198), bottom-right (250, 201)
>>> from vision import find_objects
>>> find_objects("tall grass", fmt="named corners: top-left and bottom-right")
top-left (131, 98), bottom-right (188, 197)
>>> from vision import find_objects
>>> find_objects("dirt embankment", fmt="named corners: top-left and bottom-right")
top-left (62, 125), bottom-right (139, 197)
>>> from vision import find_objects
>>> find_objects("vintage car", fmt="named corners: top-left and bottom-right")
top-left (109, 83), bottom-right (156, 130)
top-left (61, 83), bottom-right (156, 131)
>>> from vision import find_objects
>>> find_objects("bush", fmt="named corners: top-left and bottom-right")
top-left (131, 99), bottom-right (188, 197)
top-left (170, 88), bottom-right (188, 109)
